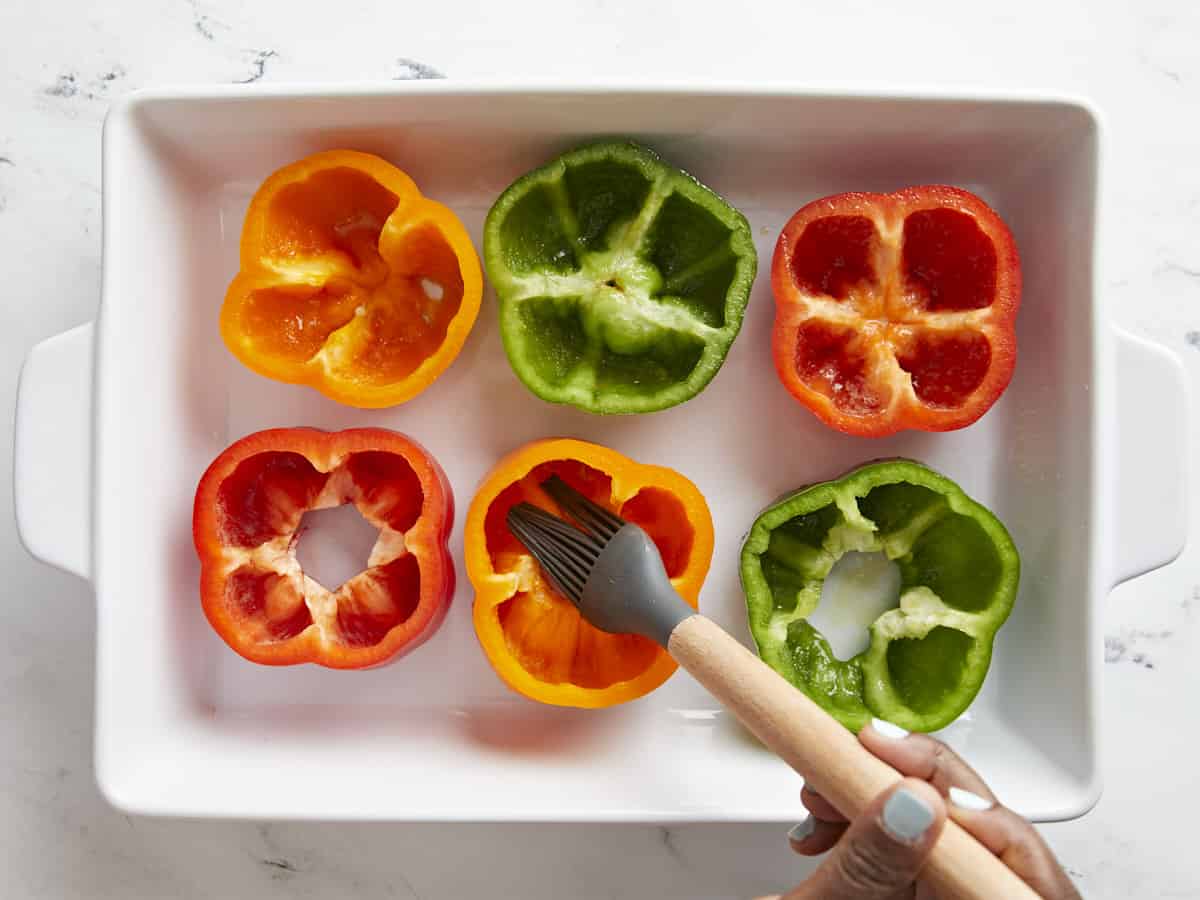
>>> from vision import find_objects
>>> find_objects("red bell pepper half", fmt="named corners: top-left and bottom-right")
top-left (193, 428), bottom-right (454, 668)
top-left (771, 186), bottom-right (1021, 436)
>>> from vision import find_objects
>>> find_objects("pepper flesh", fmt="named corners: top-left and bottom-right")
top-left (483, 142), bottom-right (757, 414)
top-left (465, 439), bottom-right (714, 707)
top-left (771, 187), bottom-right (1021, 436)
top-left (739, 461), bottom-right (1019, 732)
top-left (193, 428), bottom-right (454, 668)
top-left (221, 150), bottom-right (483, 408)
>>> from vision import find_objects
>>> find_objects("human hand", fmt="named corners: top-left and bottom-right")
top-left (756, 719), bottom-right (1081, 899)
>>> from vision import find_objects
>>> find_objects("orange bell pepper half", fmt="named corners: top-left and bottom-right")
top-left (221, 151), bottom-right (483, 408)
top-left (771, 186), bottom-right (1021, 436)
top-left (465, 439), bottom-right (714, 707)
top-left (193, 428), bottom-right (454, 668)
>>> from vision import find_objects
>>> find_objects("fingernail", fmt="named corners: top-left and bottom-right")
top-left (870, 717), bottom-right (910, 740)
top-left (882, 788), bottom-right (935, 843)
top-left (787, 816), bottom-right (815, 842)
top-left (949, 787), bottom-right (994, 811)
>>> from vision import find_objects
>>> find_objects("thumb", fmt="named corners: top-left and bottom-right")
top-left (785, 779), bottom-right (946, 900)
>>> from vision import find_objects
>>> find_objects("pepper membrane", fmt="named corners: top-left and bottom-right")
top-left (740, 461), bottom-right (1019, 732)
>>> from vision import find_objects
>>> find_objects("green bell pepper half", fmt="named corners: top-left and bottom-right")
top-left (483, 142), bottom-right (757, 414)
top-left (739, 461), bottom-right (1019, 733)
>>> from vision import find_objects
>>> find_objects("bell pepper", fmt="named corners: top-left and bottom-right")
top-left (465, 438), bottom-right (714, 706)
top-left (483, 142), bottom-right (758, 414)
top-left (221, 150), bottom-right (483, 408)
top-left (771, 186), bottom-right (1021, 436)
top-left (193, 427), bottom-right (454, 668)
top-left (739, 461), bottom-right (1019, 732)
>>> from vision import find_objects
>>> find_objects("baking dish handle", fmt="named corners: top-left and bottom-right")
top-left (14, 323), bottom-right (94, 580)
top-left (1112, 327), bottom-right (1190, 586)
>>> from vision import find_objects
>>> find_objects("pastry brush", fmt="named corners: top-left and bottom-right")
top-left (507, 475), bottom-right (1036, 900)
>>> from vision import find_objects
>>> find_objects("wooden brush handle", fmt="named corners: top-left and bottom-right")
top-left (667, 615), bottom-right (1039, 900)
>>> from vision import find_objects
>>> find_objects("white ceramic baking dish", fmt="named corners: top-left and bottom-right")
top-left (14, 84), bottom-right (1190, 822)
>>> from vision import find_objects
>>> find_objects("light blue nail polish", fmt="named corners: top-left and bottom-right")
top-left (882, 788), bottom-right (934, 843)
top-left (788, 816), bottom-right (815, 842)
top-left (870, 717), bottom-right (910, 740)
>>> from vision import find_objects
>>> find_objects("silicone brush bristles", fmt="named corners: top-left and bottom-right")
top-left (506, 477), bottom-right (629, 603)
top-left (508, 476), bottom-right (691, 644)
top-left (542, 475), bottom-right (625, 540)
top-left (506, 502), bottom-right (603, 603)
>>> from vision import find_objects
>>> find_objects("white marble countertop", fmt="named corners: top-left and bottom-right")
top-left (3, 1), bottom-right (1199, 897)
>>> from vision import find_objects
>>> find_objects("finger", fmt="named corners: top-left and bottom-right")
top-left (783, 779), bottom-right (946, 900)
top-left (860, 720), bottom-right (1080, 899)
top-left (859, 718), bottom-right (996, 803)
top-left (801, 784), bottom-right (848, 823)
top-left (948, 802), bottom-right (1082, 900)
top-left (788, 815), bottom-right (848, 856)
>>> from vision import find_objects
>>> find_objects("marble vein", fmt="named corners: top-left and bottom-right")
top-left (395, 57), bottom-right (444, 80)
top-left (236, 49), bottom-right (278, 84)
top-left (184, 0), bottom-right (225, 40)
top-left (43, 66), bottom-right (127, 102)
